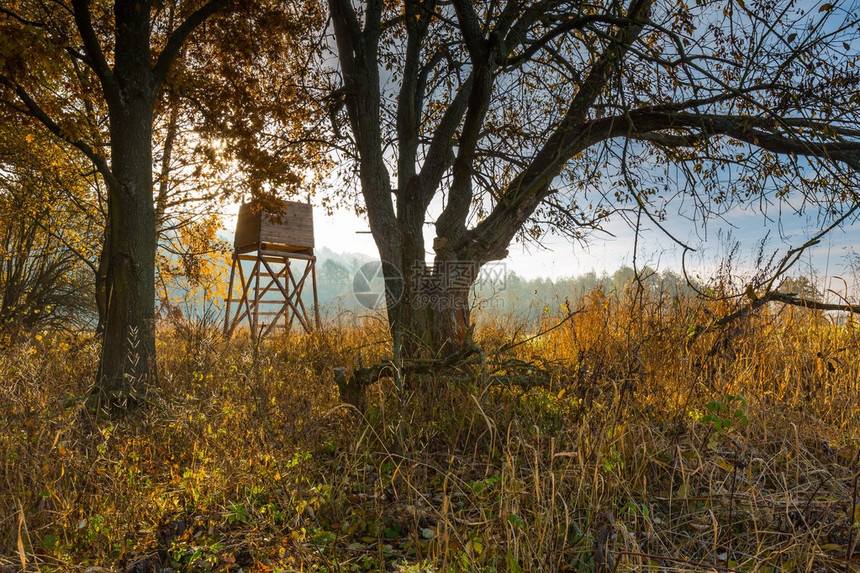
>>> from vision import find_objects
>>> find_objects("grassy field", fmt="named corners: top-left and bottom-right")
top-left (2, 288), bottom-right (860, 571)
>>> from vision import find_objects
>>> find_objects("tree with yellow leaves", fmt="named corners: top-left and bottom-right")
top-left (1, 0), bottom-right (327, 411)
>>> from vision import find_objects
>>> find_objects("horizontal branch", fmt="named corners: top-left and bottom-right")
top-left (632, 111), bottom-right (860, 161)
top-left (689, 288), bottom-right (860, 347)
top-left (0, 7), bottom-right (47, 28)
top-left (771, 291), bottom-right (860, 313)
top-left (338, 343), bottom-right (481, 390)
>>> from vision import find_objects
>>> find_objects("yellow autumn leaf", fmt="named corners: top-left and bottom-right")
top-left (716, 458), bottom-right (735, 472)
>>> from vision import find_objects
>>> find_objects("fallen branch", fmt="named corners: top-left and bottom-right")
top-left (334, 345), bottom-right (482, 410)
top-left (770, 291), bottom-right (860, 313)
top-left (688, 288), bottom-right (860, 347)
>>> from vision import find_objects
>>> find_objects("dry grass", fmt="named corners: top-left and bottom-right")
top-left (1, 289), bottom-right (860, 572)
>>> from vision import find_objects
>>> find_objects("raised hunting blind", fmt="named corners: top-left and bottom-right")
top-left (224, 201), bottom-right (319, 337)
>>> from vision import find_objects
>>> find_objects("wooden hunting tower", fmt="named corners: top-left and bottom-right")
top-left (224, 201), bottom-right (319, 337)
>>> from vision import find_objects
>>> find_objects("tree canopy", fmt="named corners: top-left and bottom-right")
top-left (1, 0), bottom-right (326, 410)
top-left (323, 0), bottom-right (860, 355)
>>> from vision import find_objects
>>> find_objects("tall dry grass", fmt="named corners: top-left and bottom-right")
top-left (1, 289), bottom-right (859, 571)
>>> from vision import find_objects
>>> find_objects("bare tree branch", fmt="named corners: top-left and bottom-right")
top-left (70, 0), bottom-right (121, 109)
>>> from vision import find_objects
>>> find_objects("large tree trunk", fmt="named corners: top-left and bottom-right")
top-left (95, 207), bottom-right (156, 409)
top-left (0, 0), bottom-right (228, 411)
top-left (382, 231), bottom-right (477, 359)
top-left (93, 98), bottom-right (157, 410)
top-left (84, 0), bottom-right (161, 411)
top-left (410, 278), bottom-right (472, 356)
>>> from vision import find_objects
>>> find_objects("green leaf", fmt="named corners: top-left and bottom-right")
top-left (42, 534), bottom-right (58, 551)
top-left (384, 526), bottom-right (400, 539)
top-left (508, 514), bottom-right (525, 529)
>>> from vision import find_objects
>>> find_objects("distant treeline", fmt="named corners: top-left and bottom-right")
top-left (156, 247), bottom-right (821, 322)
top-left (313, 250), bottom-right (700, 320)
top-left (471, 266), bottom-right (699, 320)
